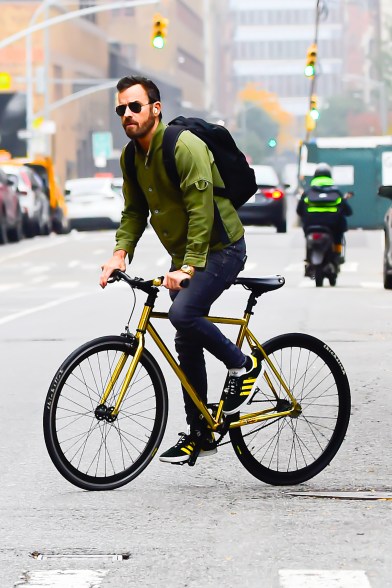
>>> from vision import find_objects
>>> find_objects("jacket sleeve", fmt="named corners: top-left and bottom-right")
top-left (296, 194), bottom-right (306, 216)
top-left (342, 199), bottom-right (353, 217)
top-left (174, 134), bottom-right (215, 268)
top-left (114, 147), bottom-right (149, 261)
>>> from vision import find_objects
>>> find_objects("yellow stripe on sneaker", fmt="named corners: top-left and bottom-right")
top-left (244, 378), bottom-right (255, 383)
top-left (181, 447), bottom-right (192, 455)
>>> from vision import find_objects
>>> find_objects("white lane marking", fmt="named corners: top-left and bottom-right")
top-left (50, 282), bottom-right (80, 289)
top-left (341, 262), bottom-right (359, 272)
top-left (0, 293), bottom-right (86, 326)
top-left (0, 237), bottom-right (69, 265)
top-left (15, 569), bottom-right (108, 587)
top-left (30, 276), bottom-right (49, 284)
top-left (92, 249), bottom-right (106, 255)
top-left (284, 263), bottom-right (304, 272)
top-left (361, 282), bottom-right (383, 288)
top-left (68, 260), bottom-right (80, 268)
top-left (25, 266), bottom-right (53, 275)
top-left (279, 569), bottom-right (371, 588)
top-left (0, 283), bottom-right (22, 292)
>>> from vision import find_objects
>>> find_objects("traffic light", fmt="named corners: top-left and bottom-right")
top-left (267, 138), bottom-right (277, 148)
top-left (151, 13), bottom-right (168, 49)
top-left (309, 95), bottom-right (320, 120)
top-left (304, 43), bottom-right (317, 78)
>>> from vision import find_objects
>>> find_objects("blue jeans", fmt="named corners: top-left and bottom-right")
top-left (168, 237), bottom-right (247, 429)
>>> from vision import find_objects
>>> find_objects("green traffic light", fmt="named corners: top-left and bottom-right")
top-left (152, 35), bottom-right (165, 49)
top-left (268, 138), bottom-right (277, 148)
top-left (310, 109), bottom-right (320, 121)
top-left (304, 65), bottom-right (315, 77)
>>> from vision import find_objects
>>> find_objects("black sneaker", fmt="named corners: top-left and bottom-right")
top-left (222, 349), bottom-right (263, 415)
top-left (159, 431), bottom-right (217, 464)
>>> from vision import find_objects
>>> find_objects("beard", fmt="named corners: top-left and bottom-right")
top-left (123, 108), bottom-right (156, 140)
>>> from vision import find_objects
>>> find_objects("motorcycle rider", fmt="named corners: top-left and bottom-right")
top-left (296, 162), bottom-right (353, 261)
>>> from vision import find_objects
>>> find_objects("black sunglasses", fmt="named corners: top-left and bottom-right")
top-left (115, 101), bottom-right (153, 117)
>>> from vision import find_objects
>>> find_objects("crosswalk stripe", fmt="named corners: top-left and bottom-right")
top-left (279, 569), bottom-right (371, 588)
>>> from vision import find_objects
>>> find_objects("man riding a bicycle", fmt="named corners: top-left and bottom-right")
top-left (100, 75), bottom-right (262, 463)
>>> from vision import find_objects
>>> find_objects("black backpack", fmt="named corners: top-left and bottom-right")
top-left (124, 116), bottom-right (257, 209)
top-left (305, 186), bottom-right (343, 207)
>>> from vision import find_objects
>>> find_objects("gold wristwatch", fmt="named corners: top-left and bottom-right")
top-left (180, 264), bottom-right (195, 277)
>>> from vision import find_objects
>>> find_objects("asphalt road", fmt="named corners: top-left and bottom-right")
top-left (0, 219), bottom-right (391, 588)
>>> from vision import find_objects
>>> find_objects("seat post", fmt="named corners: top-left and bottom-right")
top-left (244, 292), bottom-right (259, 315)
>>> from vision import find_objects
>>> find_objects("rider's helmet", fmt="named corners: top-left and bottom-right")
top-left (313, 162), bottom-right (332, 178)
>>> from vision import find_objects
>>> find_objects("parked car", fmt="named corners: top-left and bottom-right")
top-left (237, 165), bottom-right (289, 233)
top-left (1, 164), bottom-right (51, 237)
top-left (64, 177), bottom-right (124, 230)
top-left (378, 185), bottom-right (392, 289)
top-left (9, 156), bottom-right (70, 234)
top-left (0, 167), bottom-right (24, 245)
top-left (111, 177), bottom-right (124, 197)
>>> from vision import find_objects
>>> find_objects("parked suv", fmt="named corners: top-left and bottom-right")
top-left (378, 185), bottom-right (392, 289)
top-left (0, 167), bottom-right (23, 245)
top-left (1, 164), bottom-right (51, 237)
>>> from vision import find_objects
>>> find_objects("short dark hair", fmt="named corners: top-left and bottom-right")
top-left (116, 76), bottom-right (162, 120)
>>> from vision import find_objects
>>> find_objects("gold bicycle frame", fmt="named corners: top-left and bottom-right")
top-left (99, 299), bottom-right (301, 430)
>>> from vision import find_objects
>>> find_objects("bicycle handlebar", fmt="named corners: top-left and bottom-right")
top-left (108, 269), bottom-right (190, 292)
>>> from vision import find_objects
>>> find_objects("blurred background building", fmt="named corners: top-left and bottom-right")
top-left (0, 0), bottom-right (390, 184)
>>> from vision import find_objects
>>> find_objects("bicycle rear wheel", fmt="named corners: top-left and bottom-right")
top-left (229, 333), bottom-right (351, 485)
top-left (43, 335), bottom-right (168, 491)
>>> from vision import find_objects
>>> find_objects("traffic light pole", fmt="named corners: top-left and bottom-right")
top-left (305, 0), bottom-right (322, 142)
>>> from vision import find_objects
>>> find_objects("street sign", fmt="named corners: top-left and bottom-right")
top-left (92, 131), bottom-right (113, 160)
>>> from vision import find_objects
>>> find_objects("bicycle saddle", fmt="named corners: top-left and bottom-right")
top-left (235, 275), bottom-right (285, 296)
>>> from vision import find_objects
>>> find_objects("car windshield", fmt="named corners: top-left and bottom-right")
top-left (252, 165), bottom-right (279, 187)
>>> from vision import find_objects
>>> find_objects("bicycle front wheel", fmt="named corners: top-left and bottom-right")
top-left (43, 336), bottom-right (168, 491)
top-left (229, 333), bottom-right (351, 485)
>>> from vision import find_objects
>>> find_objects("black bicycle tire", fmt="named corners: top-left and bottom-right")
top-left (43, 335), bottom-right (168, 491)
top-left (229, 333), bottom-right (351, 485)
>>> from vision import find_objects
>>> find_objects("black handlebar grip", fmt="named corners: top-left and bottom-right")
top-left (180, 278), bottom-right (190, 288)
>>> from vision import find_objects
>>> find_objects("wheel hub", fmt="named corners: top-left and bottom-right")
top-left (94, 404), bottom-right (118, 423)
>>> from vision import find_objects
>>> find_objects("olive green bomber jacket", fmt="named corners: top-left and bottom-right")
top-left (114, 121), bottom-right (244, 269)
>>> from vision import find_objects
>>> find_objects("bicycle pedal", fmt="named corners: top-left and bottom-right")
top-left (187, 448), bottom-right (201, 467)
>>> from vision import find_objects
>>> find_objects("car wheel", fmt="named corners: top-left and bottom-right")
top-left (0, 213), bottom-right (8, 245)
top-left (276, 220), bottom-right (287, 233)
top-left (8, 209), bottom-right (24, 242)
top-left (384, 251), bottom-right (392, 290)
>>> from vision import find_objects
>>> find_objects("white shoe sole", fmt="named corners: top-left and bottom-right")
top-left (159, 447), bottom-right (217, 463)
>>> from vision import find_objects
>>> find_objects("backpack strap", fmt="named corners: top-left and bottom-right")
top-left (124, 140), bottom-right (136, 180)
top-left (162, 125), bottom-right (185, 188)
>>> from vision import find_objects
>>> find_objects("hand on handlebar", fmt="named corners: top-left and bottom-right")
top-left (163, 270), bottom-right (191, 290)
top-left (100, 253), bottom-right (126, 289)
